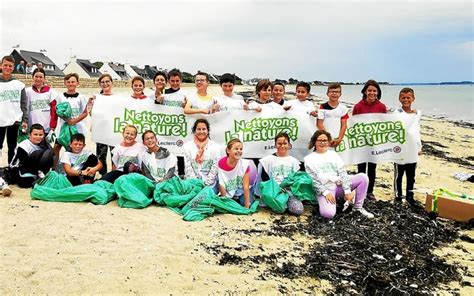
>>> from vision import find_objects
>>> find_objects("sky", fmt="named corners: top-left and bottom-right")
top-left (1, 0), bottom-right (472, 83)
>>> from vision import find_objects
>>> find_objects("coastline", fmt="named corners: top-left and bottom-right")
top-left (0, 86), bottom-right (473, 294)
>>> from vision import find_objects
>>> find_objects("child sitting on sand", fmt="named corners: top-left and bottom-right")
top-left (393, 87), bottom-right (422, 204)
top-left (317, 83), bottom-right (349, 148)
top-left (218, 138), bottom-right (252, 208)
top-left (100, 125), bottom-right (145, 183)
top-left (60, 133), bottom-right (103, 186)
top-left (9, 124), bottom-right (54, 188)
top-left (139, 130), bottom-right (177, 183)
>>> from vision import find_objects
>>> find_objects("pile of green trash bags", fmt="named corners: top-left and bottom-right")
top-left (258, 171), bottom-right (317, 213)
top-left (30, 172), bottom-right (260, 222)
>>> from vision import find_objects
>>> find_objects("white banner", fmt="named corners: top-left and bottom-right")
top-left (91, 95), bottom-right (420, 163)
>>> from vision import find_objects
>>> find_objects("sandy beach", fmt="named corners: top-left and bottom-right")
top-left (1, 86), bottom-right (473, 294)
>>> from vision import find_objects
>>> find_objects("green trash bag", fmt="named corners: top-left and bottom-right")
top-left (280, 171), bottom-right (316, 204)
top-left (115, 173), bottom-right (155, 209)
top-left (259, 178), bottom-right (289, 214)
top-left (17, 128), bottom-right (28, 143)
top-left (31, 172), bottom-right (116, 205)
top-left (178, 186), bottom-right (259, 222)
top-left (56, 101), bottom-right (78, 147)
top-left (153, 176), bottom-right (205, 207)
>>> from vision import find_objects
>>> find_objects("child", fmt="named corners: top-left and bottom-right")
top-left (130, 76), bottom-right (147, 99)
top-left (304, 130), bottom-right (374, 219)
top-left (248, 79), bottom-right (281, 112)
top-left (317, 83), bottom-right (349, 148)
top-left (9, 124), bottom-right (54, 188)
top-left (100, 125), bottom-right (145, 183)
top-left (0, 55), bottom-right (28, 164)
top-left (150, 71), bottom-right (167, 104)
top-left (352, 79), bottom-right (387, 200)
top-left (183, 119), bottom-right (221, 191)
top-left (184, 72), bottom-right (219, 115)
top-left (60, 133), bottom-right (103, 186)
top-left (393, 87), bottom-right (422, 204)
top-left (257, 132), bottom-right (303, 215)
top-left (25, 68), bottom-right (57, 133)
top-left (139, 130), bottom-right (177, 183)
top-left (283, 82), bottom-right (316, 116)
top-left (53, 73), bottom-right (89, 166)
top-left (215, 73), bottom-right (248, 111)
top-left (218, 139), bottom-right (252, 208)
top-left (272, 82), bottom-right (286, 105)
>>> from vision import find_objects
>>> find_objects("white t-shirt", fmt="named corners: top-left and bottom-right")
top-left (215, 94), bottom-right (246, 111)
top-left (150, 88), bottom-right (188, 108)
top-left (0, 79), bottom-right (25, 127)
top-left (317, 102), bottom-right (349, 140)
top-left (259, 154), bottom-right (301, 185)
top-left (303, 150), bottom-right (345, 192)
top-left (284, 99), bottom-right (316, 114)
top-left (394, 107), bottom-right (422, 164)
top-left (183, 139), bottom-right (221, 186)
top-left (26, 86), bottom-right (56, 132)
top-left (218, 158), bottom-right (250, 198)
top-left (187, 92), bottom-right (216, 110)
top-left (55, 92), bottom-right (88, 136)
top-left (138, 149), bottom-right (177, 182)
top-left (248, 100), bottom-right (283, 111)
top-left (60, 149), bottom-right (93, 172)
top-left (111, 142), bottom-right (145, 171)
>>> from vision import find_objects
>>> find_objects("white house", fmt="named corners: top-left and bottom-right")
top-left (63, 58), bottom-right (101, 79)
top-left (99, 62), bottom-right (129, 80)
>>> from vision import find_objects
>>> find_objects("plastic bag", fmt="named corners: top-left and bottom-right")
top-left (259, 178), bottom-right (289, 213)
top-left (280, 171), bottom-right (316, 203)
top-left (56, 102), bottom-right (78, 147)
top-left (17, 127), bottom-right (29, 143)
top-left (115, 173), bottom-right (155, 209)
top-left (153, 176), bottom-right (205, 207)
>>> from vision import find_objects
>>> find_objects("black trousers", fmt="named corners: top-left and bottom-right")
top-left (393, 162), bottom-right (417, 199)
top-left (66, 154), bottom-right (99, 186)
top-left (357, 162), bottom-right (377, 194)
top-left (0, 124), bottom-right (19, 164)
top-left (13, 148), bottom-right (54, 188)
top-left (96, 143), bottom-right (114, 175)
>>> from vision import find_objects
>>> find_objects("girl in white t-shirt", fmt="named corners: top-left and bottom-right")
top-left (218, 139), bottom-right (252, 208)
top-left (139, 130), bottom-right (177, 183)
top-left (130, 76), bottom-right (147, 100)
top-left (283, 82), bottom-right (317, 116)
top-left (100, 125), bottom-right (145, 183)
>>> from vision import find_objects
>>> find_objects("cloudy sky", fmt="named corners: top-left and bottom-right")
top-left (1, 0), bottom-right (472, 83)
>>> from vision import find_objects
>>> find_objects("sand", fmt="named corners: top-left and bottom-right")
top-left (1, 86), bottom-right (473, 294)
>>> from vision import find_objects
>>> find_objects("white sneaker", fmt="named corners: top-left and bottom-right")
top-left (0, 177), bottom-right (12, 197)
top-left (37, 171), bottom-right (45, 179)
top-left (354, 207), bottom-right (374, 219)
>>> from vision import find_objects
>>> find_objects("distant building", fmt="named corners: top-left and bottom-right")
top-left (11, 49), bottom-right (64, 76)
top-left (99, 62), bottom-right (129, 80)
top-left (63, 58), bottom-right (101, 79)
top-left (144, 65), bottom-right (159, 80)
top-left (124, 64), bottom-right (149, 80)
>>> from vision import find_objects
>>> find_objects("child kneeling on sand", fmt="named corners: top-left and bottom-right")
top-left (139, 130), bottom-right (177, 183)
top-left (9, 124), bottom-right (54, 188)
top-left (60, 133), bottom-right (103, 186)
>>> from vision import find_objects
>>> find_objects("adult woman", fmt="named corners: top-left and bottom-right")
top-left (352, 79), bottom-right (387, 200)
top-left (183, 118), bottom-right (221, 191)
top-left (258, 132), bottom-right (303, 215)
top-left (304, 130), bottom-right (374, 219)
top-left (25, 68), bottom-right (57, 133)
top-left (90, 73), bottom-right (115, 175)
top-left (218, 139), bottom-right (252, 208)
top-left (139, 130), bottom-right (177, 183)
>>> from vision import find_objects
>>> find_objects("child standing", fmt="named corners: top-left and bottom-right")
top-left (393, 88), bottom-right (422, 204)
top-left (184, 72), bottom-right (219, 115)
top-left (304, 130), bottom-right (374, 219)
top-left (100, 125), bottom-right (145, 183)
top-left (163, 69), bottom-right (188, 108)
top-left (272, 82), bottom-right (286, 106)
top-left (283, 82), bottom-right (317, 116)
top-left (218, 139), bottom-right (252, 208)
top-left (53, 73), bottom-right (89, 166)
top-left (60, 133), bottom-right (102, 186)
top-left (9, 124), bottom-right (54, 188)
top-left (317, 83), bottom-right (349, 148)
top-left (0, 55), bottom-right (28, 164)
top-left (352, 79), bottom-right (387, 200)
top-left (215, 73), bottom-right (247, 111)
top-left (25, 68), bottom-right (57, 133)
top-left (130, 76), bottom-right (147, 99)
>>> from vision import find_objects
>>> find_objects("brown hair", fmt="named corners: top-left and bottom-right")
top-left (1, 55), bottom-right (15, 64)
top-left (327, 83), bottom-right (341, 92)
top-left (131, 76), bottom-right (145, 86)
top-left (225, 138), bottom-right (242, 156)
top-left (399, 87), bottom-right (415, 97)
top-left (32, 68), bottom-right (46, 77)
top-left (255, 79), bottom-right (273, 97)
top-left (308, 130), bottom-right (332, 151)
top-left (361, 79), bottom-right (382, 100)
top-left (98, 73), bottom-right (113, 83)
top-left (64, 73), bottom-right (79, 81)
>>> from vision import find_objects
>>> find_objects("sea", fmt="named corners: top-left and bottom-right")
top-left (284, 84), bottom-right (474, 124)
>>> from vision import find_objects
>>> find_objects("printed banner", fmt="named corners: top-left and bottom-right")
top-left (91, 95), bottom-right (420, 164)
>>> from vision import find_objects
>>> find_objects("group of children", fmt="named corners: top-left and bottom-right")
top-left (1, 54), bottom-right (421, 219)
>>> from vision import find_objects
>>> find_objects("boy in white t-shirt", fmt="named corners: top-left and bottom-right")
top-left (283, 82), bottom-right (317, 116)
top-left (215, 73), bottom-right (248, 111)
top-left (60, 133), bottom-right (102, 186)
top-left (184, 72), bottom-right (219, 115)
top-left (317, 83), bottom-right (349, 148)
